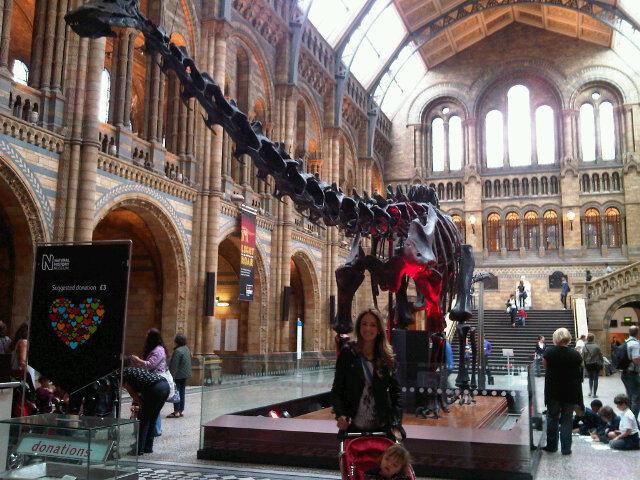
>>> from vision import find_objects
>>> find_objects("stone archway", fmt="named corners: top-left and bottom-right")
top-left (0, 158), bottom-right (47, 332)
top-left (94, 197), bottom-right (188, 353)
top-left (290, 250), bottom-right (321, 352)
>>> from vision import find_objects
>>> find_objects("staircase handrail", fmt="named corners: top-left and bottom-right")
top-left (575, 261), bottom-right (640, 302)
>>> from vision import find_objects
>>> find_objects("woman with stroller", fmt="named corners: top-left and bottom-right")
top-left (331, 309), bottom-right (405, 441)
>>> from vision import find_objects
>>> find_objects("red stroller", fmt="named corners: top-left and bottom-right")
top-left (339, 432), bottom-right (416, 480)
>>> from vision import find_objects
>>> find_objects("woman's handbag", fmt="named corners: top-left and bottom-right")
top-left (159, 369), bottom-right (180, 403)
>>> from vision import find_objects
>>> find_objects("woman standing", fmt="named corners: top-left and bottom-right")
top-left (505, 294), bottom-right (517, 327)
top-left (121, 367), bottom-right (170, 455)
top-left (542, 328), bottom-right (583, 455)
top-left (130, 329), bottom-right (167, 436)
top-left (534, 336), bottom-right (546, 377)
top-left (517, 280), bottom-right (527, 309)
top-left (331, 309), bottom-right (404, 440)
top-left (582, 333), bottom-right (603, 398)
top-left (167, 334), bottom-right (192, 418)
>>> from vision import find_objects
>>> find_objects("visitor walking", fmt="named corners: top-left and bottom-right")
top-left (582, 333), bottom-right (603, 397)
top-left (505, 294), bottom-right (517, 327)
top-left (167, 333), bottom-right (192, 418)
top-left (534, 336), bottom-right (546, 377)
top-left (619, 326), bottom-right (640, 417)
top-left (331, 309), bottom-right (404, 440)
top-left (560, 277), bottom-right (570, 310)
top-left (542, 327), bottom-right (583, 455)
top-left (575, 335), bottom-right (586, 355)
top-left (130, 328), bottom-right (168, 436)
top-left (517, 280), bottom-right (527, 308)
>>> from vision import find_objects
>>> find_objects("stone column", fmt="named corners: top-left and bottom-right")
top-left (74, 38), bottom-right (106, 242)
top-left (39, 0), bottom-right (59, 90)
top-left (123, 32), bottom-right (135, 128)
top-left (202, 26), bottom-right (228, 354)
top-left (51, 0), bottom-right (68, 91)
top-left (0, 0), bottom-right (13, 72)
top-left (530, 110), bottom-right (538, 166)
top-left (624, 105), bottom-right (634, 154)
top-left (465, 117), bottom-right (477, 167)
top-left (594, 106), bottom-right (602, 162)
top-left (538, 217), bottom-right (545, 256)
top-left (500, 221), bottom-right (507, 257)
top-left (29, 0), bottom-right (47, 87)
top-left (114, 31), bottom-right (132, 126)
top-left (145, 53), bottom-right (161, 141)
top-left (562, 109), bottom-right (575, 161)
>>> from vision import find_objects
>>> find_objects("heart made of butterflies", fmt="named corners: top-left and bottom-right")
top-left (48, 297), bottom-right (105, 349)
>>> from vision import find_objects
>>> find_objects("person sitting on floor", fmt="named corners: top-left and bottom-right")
top-left (365, 443), bottom-right (412, 480)
top-left (609, 393), bottom-right (640, 450)
top-left (591, 406), bottom-right (621, 444)
top-left (572, 402), bottom-right (604, 435)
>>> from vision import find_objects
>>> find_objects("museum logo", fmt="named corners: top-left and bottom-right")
top-left (41, 254), bottom-right (70, 271)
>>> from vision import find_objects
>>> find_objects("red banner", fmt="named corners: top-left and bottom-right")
top-left (239, 208), bottom-right (256, 301)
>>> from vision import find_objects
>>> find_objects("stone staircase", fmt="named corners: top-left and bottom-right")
top-left (452, 309), bottom-right (575, 369)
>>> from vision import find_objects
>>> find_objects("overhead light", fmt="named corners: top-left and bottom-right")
top-left (468, 214), bottom-right (476, 234)
top-left (215, 296), bottom-right (229, 307)
top-left (566, 210), bottom-right (576, 231)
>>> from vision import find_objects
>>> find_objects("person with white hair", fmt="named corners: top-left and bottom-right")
top-left (542, 327), bottom-right (583, 455)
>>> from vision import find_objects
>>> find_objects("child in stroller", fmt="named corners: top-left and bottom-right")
top-left (339, 432), bottom-right (415, 480)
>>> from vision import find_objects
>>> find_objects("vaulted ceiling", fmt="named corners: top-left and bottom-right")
top-left (394, 0), bottom-right (614, 68)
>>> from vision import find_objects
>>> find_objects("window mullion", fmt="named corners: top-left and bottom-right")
top-left (443, 119), bottom-right (450, 172)
top-left (531, 107), bottom-right (538, 166)
top-left (594, 105), bottom-right (602, 162)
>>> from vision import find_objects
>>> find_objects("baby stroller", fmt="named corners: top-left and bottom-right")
top-left (339, 431), bottom-right (416, 480)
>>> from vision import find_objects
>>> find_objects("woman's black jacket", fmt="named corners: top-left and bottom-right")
top-left (331, 342), bottom-right (404, 434)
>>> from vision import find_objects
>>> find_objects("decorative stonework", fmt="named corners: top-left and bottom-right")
top-left (95, 184), bottom-right (192, 258)
top-left (0, 137), bottom-right (54, 237)
top-left (292, 249), bottom-right (321, 351)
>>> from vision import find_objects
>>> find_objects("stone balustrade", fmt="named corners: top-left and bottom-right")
top-left (0, 112), bottom-right (63, 152)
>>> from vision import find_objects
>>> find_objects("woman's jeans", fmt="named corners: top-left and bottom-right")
top-left (546, 400), bottom-right (574, 454)
top-left (610, 433), bottom-right (640, 450)
top-left (139, 380), bottom-right (170, 454)
top-left (173, 378), bottom-right (187, 412)
top-left (586, 366), bottom-right (600, 395)
top-left (509, 308), bottom-right (516, 325)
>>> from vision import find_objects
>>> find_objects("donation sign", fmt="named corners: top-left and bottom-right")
top-left (239, 208), bottom-right (256, 301)
top-left (29, 242), bottom-right (131, 393)
top-left (17, 435), bottom-right (113, 463)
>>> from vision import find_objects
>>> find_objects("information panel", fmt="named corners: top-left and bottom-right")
top-left (239, 208), bottom-right (256, 301)
top-left (28, 242), bottom-right (131, 394)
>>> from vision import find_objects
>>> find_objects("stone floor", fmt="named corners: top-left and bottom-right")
top-left (133, 370), bottom-right (640, 480)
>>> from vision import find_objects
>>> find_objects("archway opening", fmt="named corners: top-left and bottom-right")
top-left (289, 253), bottom-right (319, 353)
top-left (93, 208), bottom-right (163, 355)
top-left (608, 300), bottom-right (640, 346)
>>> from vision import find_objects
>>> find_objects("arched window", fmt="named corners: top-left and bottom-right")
top-left (550, 176), bottom-right (559, 194)
top-left (522, 178), bottom-right (529, 196)
top-left (543, 210), bottom-right (558, 250)
top-left (494, 179), bottom-right (501, 197)
top-left (579, 103), bottom-right (596, 162)
top-left (583, 208), bottom-right (601, 248)
top-left (487, 213), bottom-right (501, 252)
top-left (455, 182), bottom-right (463, 199)
top-left (612, 172), bottom-right (621, 190)
top-left (524, 211), bottom-right (539, 250)
top-left (602, 173), bottom-right (611, 191)
top-left (582, 174), bottom-right (591, 193)
top-left (12, 59), bottom-right (29, 85)
top-left (513, 178), bottom-right (520, 196)
top-left (446, 182), bottom-right (453, 200)
top-left (507, 85), bottom-right (532, 166)
top-left (451, 214), bottom-right (466, 243)
top-left (592, 173), bottom-right (600, 192)
top-left (484, 180), bottom-right (492, 198)
top-left (485, 110), bottom-right (504, 168)
top-left (98, 69), bottom-right (111, 123)
top-left (449, 116), bottom-right (463, 170)
top-left (503, 179), bottom-right (510, 197)
top-left (541, 177), bottom-right (549, 195)
top-left (432, 117), bottom-right (445, 171)
top-left (600, 102), bottom-right (616, 161)
top-left (505, 212), bottom-right (520, 251)
top-left (536, 105), bottom-right (555, 164)
top-left (437, 183), bottom-right (445, 199)
top-left (605, 207), bottom-right (621, 248)
top-left (531, 177), bottom-right (539, 196)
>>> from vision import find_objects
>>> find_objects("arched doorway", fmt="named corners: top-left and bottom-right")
top-left (93, 199), bottom-right (187, 354)
top-left (289, 251), bottom-right (320, 352)
top-left (604, 296), bottom-right (640, 348)
top-left (0, 159), bottom-right (46, 332)
top-left (215, 233), bottom-right (265, 366)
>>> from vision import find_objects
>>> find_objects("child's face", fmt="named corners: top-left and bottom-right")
top-left (380, 454), bottom-right (403, 478)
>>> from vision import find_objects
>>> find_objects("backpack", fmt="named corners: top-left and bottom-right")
top-left (611, 342), bottom-right (631, 370)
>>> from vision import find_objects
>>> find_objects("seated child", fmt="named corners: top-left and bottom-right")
top-left (590, 406), bottom-right (620, 444)
top-left (609, 394), bottom-right (640, 450)
top-left (516, 308), bottom-right (527, 326)
top-left (572, 402), bottom-right (604, 435)
top-left (365, 443), bottom-right (411, 480)
top-left (35, 376), bottom-right (56, 413)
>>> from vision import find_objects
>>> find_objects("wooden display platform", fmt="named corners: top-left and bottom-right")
top-left (297, 395), bottom-right (508, 429)
top-left (198, 391), bottom-right (539, 479)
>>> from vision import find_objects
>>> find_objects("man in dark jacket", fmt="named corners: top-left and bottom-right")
top-left (543, 327), bottom-right (583, 455)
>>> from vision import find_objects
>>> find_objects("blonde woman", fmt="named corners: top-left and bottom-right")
top-left (542, 327), bottom-right (583, 455)
top-left (331, 309), bottom-right (404, 440)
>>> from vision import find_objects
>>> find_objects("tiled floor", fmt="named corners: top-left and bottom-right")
top-left (130, 369), bottom-right (640, 480)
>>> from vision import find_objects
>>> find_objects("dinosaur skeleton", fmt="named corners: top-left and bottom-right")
top-left (65, 0), bottom-right (477, 387)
